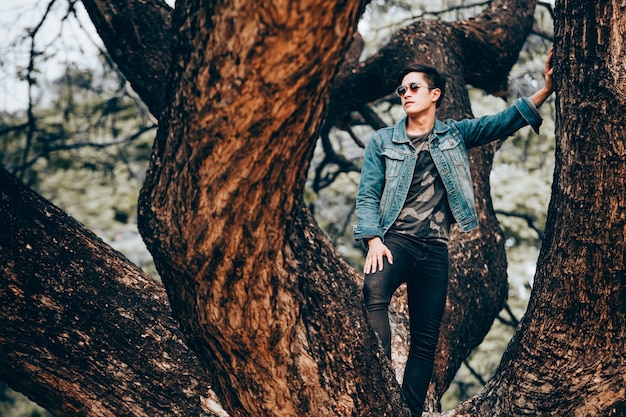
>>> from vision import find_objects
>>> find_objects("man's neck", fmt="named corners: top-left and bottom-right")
top-left (406, 113), bottom-right (435, 136)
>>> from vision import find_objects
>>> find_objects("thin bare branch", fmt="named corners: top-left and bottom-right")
top-left (462, 359), bottom-right (487, 386)
top-left (497, 302), bottom-right (521, 327)
top-left (10, 124), bottom-right (156, 173)
top-left (494, 209), bottom-right (545, 240)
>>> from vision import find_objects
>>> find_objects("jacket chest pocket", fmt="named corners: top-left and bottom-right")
top-left (381, 149), bottom-right (409, 179)
top-left (437, 137), bottom-right (466, 166)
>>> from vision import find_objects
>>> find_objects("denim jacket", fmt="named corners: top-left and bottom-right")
top-left (353, 97), bottom-right (543, 241)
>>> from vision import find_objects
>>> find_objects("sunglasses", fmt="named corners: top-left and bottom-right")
top-left (395, 82), bottom-right (436, 97)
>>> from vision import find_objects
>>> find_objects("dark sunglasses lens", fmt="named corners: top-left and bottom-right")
top-left (409, 82), bottom-right (419, 92)
top-left (396, 85), bottom-right (407, 96)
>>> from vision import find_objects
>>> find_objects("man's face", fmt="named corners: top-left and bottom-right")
top-left (398, 72), bottom-right (439, 117)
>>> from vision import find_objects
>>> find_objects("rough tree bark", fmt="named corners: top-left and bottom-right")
top-left (441, 1), bottom-right (626, 415)
top-left (135, 0), bottom-right (412, 415)
top-left (0, 168), bottom-right (225, 417)
top-left (136, 0), bottom-right (541, 414)
top-left (80, 0), bottom-right (172, 115)
top-left (78, 2), bottom-right (540, 410)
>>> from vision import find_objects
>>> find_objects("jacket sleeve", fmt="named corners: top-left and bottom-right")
top-left (454, 97), bottom-right (543, 149)
top-left (353, 132), bottom-right (385, 241)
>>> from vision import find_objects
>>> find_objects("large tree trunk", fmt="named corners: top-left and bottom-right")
top-left (0, 168), bottom-right (224, 417)
top-left (443, 1), bottom-right (626, 415)
top-left (137, 0), bottom-right (410, 416)
top-left (78, 2), bottom-right (539, 409)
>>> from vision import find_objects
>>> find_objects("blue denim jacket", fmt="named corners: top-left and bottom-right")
top-left (353, 97), bottom-right (543, 241)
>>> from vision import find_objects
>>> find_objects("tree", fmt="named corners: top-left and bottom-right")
top-left (84, 0), bottom-right (539, 413)
top-left (0, 1), bottom-right (623, 417)
top-left (445, 1), bottom-right (626, 415)
top-left (0, 169), bottom-right (222, 416)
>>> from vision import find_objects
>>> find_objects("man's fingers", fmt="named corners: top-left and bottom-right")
top-left (364, 257), bottom-right (372, 275)
top-left (363, 241), bottom-right (393, 274)
top-left (386, 250), bottom-right (394, 265)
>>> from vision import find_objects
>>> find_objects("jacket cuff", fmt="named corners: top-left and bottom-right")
top-left (514, 97), bottom-right (543, 134)
top-left (353, 224), bottom-right (383, 242)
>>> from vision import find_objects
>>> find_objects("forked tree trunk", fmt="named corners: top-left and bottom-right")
top-left (137, 0), bottom-right (410, 416)
top-left (8, 0), bottom-right (622, 416)
top-left (0, 0), bottom-right (542, 415)
top-left (81, 0), bottom-right (539, 411)
top-left (444, 1), bottom-right (626, 415)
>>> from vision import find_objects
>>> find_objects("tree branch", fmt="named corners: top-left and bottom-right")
top-left (21, 0), bottom-right (60, 180)
top-left (497, 302), bottom-right (521, 327)
top-left (311, 121), bottom-right (361, 193)
top-left (462, 359), bottom-right (487, 386)
top-left (0, 167), bottom-right (225, 417)
top-left (80, 0), bottom-right (173, 116)
top-left (7, 125), bottom-right (156, 175)
top-left (494, 209), bottom-right (545, 240)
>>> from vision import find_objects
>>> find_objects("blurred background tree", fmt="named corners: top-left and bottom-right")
top-left (0, 0), bottom-right (554, 414)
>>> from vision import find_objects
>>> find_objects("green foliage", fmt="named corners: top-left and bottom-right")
top-left (0, 61), bottom-right (158, 277)
top-left (0, 383), bottom-right (53, 417)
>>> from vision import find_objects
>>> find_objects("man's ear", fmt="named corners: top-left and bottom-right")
top-left (431, 88), bottom-right (442, 104)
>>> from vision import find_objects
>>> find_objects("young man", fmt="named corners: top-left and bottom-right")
top-left (353, 50), bottom-right (554, 416)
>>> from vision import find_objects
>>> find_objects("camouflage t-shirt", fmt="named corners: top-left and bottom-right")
top-left (388, 130), bottom-right (453, 244)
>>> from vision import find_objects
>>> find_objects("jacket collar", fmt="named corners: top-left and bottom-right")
top-left (392, 117), bottom-right (410, 144)
top-left (433, 119), bottom-right (451, 135)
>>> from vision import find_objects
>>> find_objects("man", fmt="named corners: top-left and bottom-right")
top-left (353, 50), bottom-right (554, 416)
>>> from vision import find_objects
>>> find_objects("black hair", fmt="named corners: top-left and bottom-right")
top-left (397, 63), bottom-right (447, 108)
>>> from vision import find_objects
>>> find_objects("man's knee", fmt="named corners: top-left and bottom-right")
top-left (362, 274), bottom-right (389, 306)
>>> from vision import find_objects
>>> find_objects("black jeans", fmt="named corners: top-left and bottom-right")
top-left (363, 233), bottom-right (449, 417)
